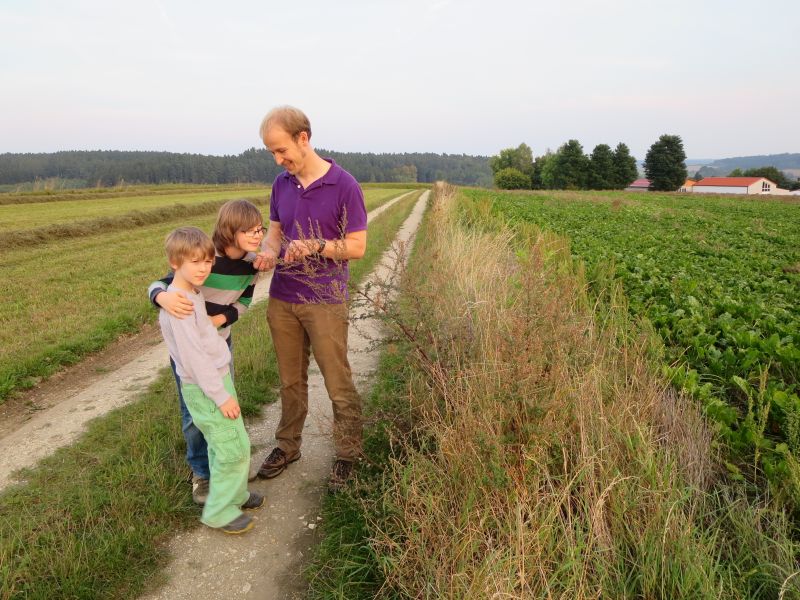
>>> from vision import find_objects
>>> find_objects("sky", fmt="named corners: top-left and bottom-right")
top-left (1, 0), bottom-right (798, 161)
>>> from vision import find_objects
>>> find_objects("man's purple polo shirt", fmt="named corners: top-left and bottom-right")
top-left (269, 159), bottom-right (367, 304)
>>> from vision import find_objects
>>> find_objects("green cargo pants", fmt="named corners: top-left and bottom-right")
top-left (181, 373), bottom-right (250, 528)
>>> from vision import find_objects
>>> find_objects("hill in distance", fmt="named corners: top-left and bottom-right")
top-left (688, 153), bottom-right (800, 179)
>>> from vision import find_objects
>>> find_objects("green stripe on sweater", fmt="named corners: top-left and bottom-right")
top-left (204, 272), bottom-right (255, 291)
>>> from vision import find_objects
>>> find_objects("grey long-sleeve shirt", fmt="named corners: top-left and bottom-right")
top-left (159, 284), bottom-right (232, 407)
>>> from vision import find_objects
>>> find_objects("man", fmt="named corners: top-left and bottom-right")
top-left (255, 106), bottom-right (367, 492)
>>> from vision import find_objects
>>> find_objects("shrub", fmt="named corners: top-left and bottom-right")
top-left (494, 167), bottom-right (531, 190)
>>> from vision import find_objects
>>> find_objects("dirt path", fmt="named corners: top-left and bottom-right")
top-left (0, 190), bottom-right (416, 494)
top-left (139, 190), bottom-right (429, 599)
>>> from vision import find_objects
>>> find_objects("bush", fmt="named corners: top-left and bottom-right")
top-left (494, 167), bottom-right (530, 190)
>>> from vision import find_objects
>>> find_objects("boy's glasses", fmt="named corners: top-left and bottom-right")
top-left (242, 226), bottom-right (265, 238)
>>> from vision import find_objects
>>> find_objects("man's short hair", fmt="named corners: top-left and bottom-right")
top-left (259, 105), bottom-right (311, 141)
top-left (165, 226), bottom-right (215, 267)
top-left (212, 199), bottom-right (263, 254)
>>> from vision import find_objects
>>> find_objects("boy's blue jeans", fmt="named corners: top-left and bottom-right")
top-left (170, 335), bottom-right (233, 480)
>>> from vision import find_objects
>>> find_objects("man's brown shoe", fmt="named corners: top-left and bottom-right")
top-left (257, 447), bottom-right (301, 479)
top-left (328, 459), bottom-right (354, 494)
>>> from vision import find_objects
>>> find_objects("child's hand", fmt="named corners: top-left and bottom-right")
top-left (155, 291), bottom-right (194, 318)
top-left (253, 249), bottom-right (278, 271)
top-left (210, 314), bottom-right (227, 328)
top-left (219, 396), bottom-right (240, 419)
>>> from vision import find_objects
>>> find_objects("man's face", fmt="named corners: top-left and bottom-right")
top-left (263, 126), bottom-right (307, 175)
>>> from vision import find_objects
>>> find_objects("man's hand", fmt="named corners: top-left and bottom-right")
top-left (284, 239), bottom-right (320, 263)
top-left (219, 396), bottom-right (240, 419)
top-left (210, 314), bottom-right (227, 328)
top-left (155, 291), bottom-right (194, 318)
top-left (253, 248), bottom-right (278, 271)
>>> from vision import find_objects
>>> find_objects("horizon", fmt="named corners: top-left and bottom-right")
top-left (2, 0), bottom-right (798, 160)
top-left (5, 147), bottom-right (800, 166)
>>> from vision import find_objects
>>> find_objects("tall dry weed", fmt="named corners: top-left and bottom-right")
top-left (365, 183), bottom-right (799, 599)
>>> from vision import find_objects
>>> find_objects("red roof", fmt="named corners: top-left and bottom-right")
top-left (693, 177), bottom-right (773, 187)
top-left (628, 178), bottom-right (651, 187)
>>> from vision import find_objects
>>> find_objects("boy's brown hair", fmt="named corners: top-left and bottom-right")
top-left (212, 199), bottom-right (264, 254)
top-left (165, 226), bottom-right (215, 267)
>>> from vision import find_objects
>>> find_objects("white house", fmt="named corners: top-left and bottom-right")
top-left (691, 177), bottom-right (779, 195)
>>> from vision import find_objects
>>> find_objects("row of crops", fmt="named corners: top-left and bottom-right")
top-left (471, 188), bottom-right (800, 496)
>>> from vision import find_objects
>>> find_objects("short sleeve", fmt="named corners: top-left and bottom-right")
top-left (342, 180), bottom-right (367, 233)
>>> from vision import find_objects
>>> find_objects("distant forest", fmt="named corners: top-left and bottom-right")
top-left (0, 148), bottom-right (493, 188)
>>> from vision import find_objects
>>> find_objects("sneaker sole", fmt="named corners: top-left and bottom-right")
top-left (257, 453), bottom-right (301, 479)
top-left (221, 520), bottom-right (254, 535)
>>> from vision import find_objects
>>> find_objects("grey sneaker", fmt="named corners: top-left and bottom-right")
top-left (192, 475), bottom-right (209, 506)
top-left (328, 459), bottom-right (354, 494)
top-left (220, 513), bottom-right (254, 535)
top-left (241, 491), bottom-right (264, 511)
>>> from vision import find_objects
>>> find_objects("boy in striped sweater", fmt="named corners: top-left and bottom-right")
top-left (148, 199), bottom-right (266, 505)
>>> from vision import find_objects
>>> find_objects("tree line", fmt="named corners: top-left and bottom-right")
top-left (490, 140), bottom-right (639, 191)
top-left (491, 134), bottom-right (694, 192)
top-left (0, 148), bottom-right (493, 188)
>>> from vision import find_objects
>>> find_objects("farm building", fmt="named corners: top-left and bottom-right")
top-left (678, 179), bottom-right (696, 192)
top-left (625, 178), bottom-right (651, 191)
top-left (691, 176), bottom-right (790, 195)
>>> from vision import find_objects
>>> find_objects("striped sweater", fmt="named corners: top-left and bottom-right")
top-left (148, 252), bottom-right (260, 339)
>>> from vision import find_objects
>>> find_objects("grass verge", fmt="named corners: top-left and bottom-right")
top-left (307, 183), bottom-right (800, 599)
top-left (0, 188), bottom-right (424, 599)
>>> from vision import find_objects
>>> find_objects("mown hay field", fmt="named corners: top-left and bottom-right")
top-left (0, 187), bottom-right (269, 232)
top-left (0, 185), bottom-right (410, 401)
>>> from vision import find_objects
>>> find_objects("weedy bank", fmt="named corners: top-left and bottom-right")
top-left (0, 190), bottom-right (423, 600)
top-left (308, 184), bottom-right (800, 599)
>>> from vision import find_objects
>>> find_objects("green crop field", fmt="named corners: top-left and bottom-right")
top-left (471, 188), bottom-right (800, 493)
top-left (0, 185), bottom-right (409, 402)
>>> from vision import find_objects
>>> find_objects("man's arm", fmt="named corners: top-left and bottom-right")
top-left (284, 229), bottom-right (366, 263)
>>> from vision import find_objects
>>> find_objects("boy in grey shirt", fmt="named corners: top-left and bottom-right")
top-left (158, 226), bottom-right (262, 534)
